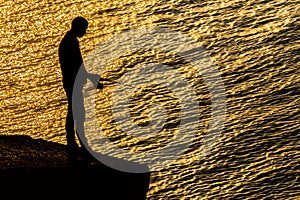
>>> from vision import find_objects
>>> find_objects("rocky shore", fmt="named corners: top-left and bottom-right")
top-left (0, 135), bottom-right (150, 199)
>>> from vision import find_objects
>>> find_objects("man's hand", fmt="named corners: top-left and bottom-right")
top-left (87, 73), bottom-right (101, 88)
top-left (96, 82), bottom-right (104, 89)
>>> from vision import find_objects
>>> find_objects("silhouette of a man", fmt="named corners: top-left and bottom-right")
top-left (58, 16), bottom-right (101, 164)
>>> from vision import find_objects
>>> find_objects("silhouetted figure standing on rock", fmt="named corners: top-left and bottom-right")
top-left (58, 16), bottom-right (102, 165)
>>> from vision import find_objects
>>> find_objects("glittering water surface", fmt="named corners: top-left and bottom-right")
top-left (1, 0), bottom-right (299, 199)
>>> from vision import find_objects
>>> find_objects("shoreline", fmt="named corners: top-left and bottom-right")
top-left (0, 135), bottom-right (150, 199)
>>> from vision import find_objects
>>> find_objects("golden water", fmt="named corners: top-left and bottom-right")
top-left (1, 0), bottom-right (299, 199)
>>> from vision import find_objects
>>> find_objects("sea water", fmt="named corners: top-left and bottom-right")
top-left (0, 0), bottom-right (299, 199)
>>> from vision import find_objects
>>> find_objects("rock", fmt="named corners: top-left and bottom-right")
top-left (0, 135), bottom-right (150, 200)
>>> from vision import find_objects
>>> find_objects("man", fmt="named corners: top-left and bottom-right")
top-left (58, 16), bottom-right (102, 164)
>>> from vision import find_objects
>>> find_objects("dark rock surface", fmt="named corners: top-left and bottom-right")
top-left (0, 135), bottom-right (150, 200)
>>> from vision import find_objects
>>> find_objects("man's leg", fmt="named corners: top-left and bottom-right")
top-left (65, 89), bottom-right (80, 165)
top-left (73, 86), bottom-right (94, 164)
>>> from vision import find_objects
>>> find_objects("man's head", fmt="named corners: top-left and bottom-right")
top-left (71, 16), bottom-right (88, 37)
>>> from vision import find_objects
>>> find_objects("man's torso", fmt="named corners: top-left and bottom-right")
top-left (58, 31), bottom-right (83, 90)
